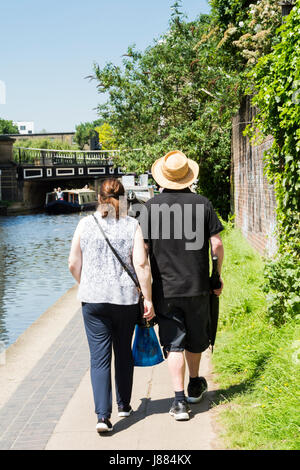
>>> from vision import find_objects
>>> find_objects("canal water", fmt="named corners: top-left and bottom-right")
top-left (0, 211), bottom-right (91, 347)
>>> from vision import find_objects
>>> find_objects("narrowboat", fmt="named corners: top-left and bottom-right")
top-left (122, 174), bottom-right (155, 217)
top-left (45, 188), bottom-right (97, 214)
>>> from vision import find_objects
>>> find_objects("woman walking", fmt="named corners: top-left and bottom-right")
top-left (68, 178), bottom-right (155, 433)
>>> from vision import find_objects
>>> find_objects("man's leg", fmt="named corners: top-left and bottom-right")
top-left (167, 351), bottom-right (186, 391)
top-left (167, 350), bottom-right (191, 420)
top-left (155, 298), bottom-right (191, 420)
top-left (185, 351), bottom-right (208, 403)
top-left (184, 296), bottom-right (210, 403)
top-left (185, 350), bottom-right (202, 378)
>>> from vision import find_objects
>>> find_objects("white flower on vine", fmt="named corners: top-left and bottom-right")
top-left (239, 21), bottom-right (244, 27)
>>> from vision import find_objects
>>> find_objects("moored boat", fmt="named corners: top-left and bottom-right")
top-left (45, 188), bottom-right (97, 214)
top-left (122, 174), bottom-right (155, 217)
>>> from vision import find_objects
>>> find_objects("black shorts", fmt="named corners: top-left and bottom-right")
top-left (153, 294), bottom-right (210, 357)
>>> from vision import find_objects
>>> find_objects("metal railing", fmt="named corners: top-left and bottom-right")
top-left (13, 147), bottom-right (125, 166)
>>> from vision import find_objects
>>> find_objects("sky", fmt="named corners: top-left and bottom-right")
top-left (0, 0), bottom-right (210, 133)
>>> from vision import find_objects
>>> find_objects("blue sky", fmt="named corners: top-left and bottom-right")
top-left (1, 0), bottom-right (210, 132)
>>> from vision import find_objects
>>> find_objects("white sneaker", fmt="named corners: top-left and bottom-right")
top-left (96, 418), bottom-right (113, 433)
top-left (118, 405), bottom-right (133, 417)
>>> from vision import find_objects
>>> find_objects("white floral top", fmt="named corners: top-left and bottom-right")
top-left (77, 211), bottom-right (139, 305)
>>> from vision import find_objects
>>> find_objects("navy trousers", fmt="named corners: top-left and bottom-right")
top-left (82, 302), bottom-right (139, 420)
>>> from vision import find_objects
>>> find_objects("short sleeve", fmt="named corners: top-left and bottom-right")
top-left (138, 200), bottom-right (151, 243)
top-left (206, 201), bottom-right (224, 237)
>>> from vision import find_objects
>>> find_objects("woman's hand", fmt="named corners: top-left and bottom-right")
top-left (143, 299), bottom-right (156, 321)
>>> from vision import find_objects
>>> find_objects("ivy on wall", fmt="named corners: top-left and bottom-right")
top-left (246, 2), bottom-right (300, 324)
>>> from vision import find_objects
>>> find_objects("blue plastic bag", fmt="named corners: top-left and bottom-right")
top-left (132, 325), bottom-right (164, 367)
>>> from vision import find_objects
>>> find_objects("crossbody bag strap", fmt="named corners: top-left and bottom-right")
top-left (92, 214), bottom-right (140, 290)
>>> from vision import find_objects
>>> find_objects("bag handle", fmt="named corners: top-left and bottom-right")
top-left (92, 214), bottom-right (140, 290)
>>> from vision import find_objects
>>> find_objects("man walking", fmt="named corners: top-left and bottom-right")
top-left (140, 150), bottom-right (224, 421)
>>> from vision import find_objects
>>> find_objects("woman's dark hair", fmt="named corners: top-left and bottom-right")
top-left (99, 178), bottom-right (125, 219)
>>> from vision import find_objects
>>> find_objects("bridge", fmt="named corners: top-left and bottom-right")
top-left (0, 136), bottom-right (143, 212)
top-left (14, 147), bottom-right (125, 181)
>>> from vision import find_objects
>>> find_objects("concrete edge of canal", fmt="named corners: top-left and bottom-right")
top-left (0, 202), bottom-right (42, 216)
top-left (0, 284), bottom-right (80, 409)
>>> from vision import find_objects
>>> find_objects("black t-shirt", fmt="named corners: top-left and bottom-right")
top-left (140, 188), bottom-right (224, 298)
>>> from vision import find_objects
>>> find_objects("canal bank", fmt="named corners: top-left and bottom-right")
top-left (0, 285), bottom-right (221, 450)
top-left (0, 285), bottom-right (80, 409)
top-left (0, 203), bottom-right (42, 216)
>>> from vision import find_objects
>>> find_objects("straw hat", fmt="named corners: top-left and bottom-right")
top-left (151, 150), bottom-right (199, 190)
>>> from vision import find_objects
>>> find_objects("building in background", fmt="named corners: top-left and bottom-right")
top-left (14, 121), bottom-right (35, 135)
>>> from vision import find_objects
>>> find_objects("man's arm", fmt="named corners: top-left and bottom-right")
top-left (132, 226), bottom-right (155, 321)
top-left (210, 233), bottom-right (224, 296)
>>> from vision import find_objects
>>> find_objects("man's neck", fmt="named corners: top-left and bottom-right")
top-left (162, 188), bottom-right (192, 193)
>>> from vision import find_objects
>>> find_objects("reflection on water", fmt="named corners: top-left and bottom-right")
top-left (0, 211), bottom-right (91, 347)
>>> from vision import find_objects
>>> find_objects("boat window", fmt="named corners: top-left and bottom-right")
top-left (74, 194), bottom-right (79, 203)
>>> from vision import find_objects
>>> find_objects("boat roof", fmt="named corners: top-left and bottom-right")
top-left (48, 189), bottom-right (96, 194)
top-left (124, 186), bottom-right (149, 190)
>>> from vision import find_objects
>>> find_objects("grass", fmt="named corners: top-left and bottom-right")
top-left (212, 221), bottom-right (300, 450)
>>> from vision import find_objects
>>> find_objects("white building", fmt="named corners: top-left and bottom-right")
top-left (14, 121), bottom-right (34, 135)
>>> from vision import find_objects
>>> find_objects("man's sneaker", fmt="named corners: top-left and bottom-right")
top-left (169, 400), bottom-right (191, 421)
top-left (118, 405), bottom-right (133, 417)
top-left (96, 418), bottom-right (113, 433)
top-left (187, 377), bottom-right (208, 403)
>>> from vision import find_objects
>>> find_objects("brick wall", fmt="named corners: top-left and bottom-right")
top-left (231, 96), bottom-right (277, 257)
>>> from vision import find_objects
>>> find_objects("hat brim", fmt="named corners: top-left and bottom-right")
top-left (151, 156), bottom-right (199, 190)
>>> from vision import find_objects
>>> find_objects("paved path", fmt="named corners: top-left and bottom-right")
top-left (0, 310), bottom-right (89, 450)
top-left (0, 290), bottom-right (221, 450)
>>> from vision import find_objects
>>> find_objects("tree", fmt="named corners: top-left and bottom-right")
top-left (90, 7), bottom-right (242, 215)
top-left (95, 123), bottom-right (116, 150)
top-left (0, 119), bottom-right (19, 134)
top-left (74, 122), bottom-right (94, 150)
top-left (210, 0), bottom-right (282, 67)
top-left (89, 1), bottom-right (280, 216)
top-left (74, 119), bottom-right (104, 149)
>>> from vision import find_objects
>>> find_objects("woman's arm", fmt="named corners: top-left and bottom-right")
top-left (132, 224), bottom-right (155, 320)
top-left (68, 220), bottom-right (83, 283)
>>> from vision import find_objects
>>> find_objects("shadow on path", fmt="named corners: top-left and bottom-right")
top-left (101, 390), bottom-right (217, 436)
